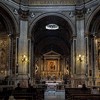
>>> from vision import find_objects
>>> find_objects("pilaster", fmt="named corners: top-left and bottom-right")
top-left (73, 5), bottom-right (86, 87)
top-left (90, 34), bottom-right (96, 86)
top-left (71, 35), bottom-right (77, 87)
top-left (84, 33), bottom-right (90, 86)
top-left (16, 7), bottom-right (29, 87)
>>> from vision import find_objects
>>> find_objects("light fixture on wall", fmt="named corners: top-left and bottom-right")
top-left (21, 55), bottom-right (28, 74)
top-left (77, 54), bottom-right (84, 62)
top-left (21, 55), bottom-right (28, 63)
top-left (77, 54), bottom-right (84, 75)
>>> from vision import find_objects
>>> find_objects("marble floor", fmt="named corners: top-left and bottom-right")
top-left (44, 90), bottom-right (65, 100)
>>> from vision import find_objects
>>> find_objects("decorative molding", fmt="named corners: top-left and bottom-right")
top-left (30, 12), bottom-right (35, 18)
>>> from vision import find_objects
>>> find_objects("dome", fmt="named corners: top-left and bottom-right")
top-left (12, 0), bottom-right (93, 5)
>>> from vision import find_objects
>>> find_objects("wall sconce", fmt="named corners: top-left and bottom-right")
top-left (21, 55), bottom-right (28, 63)
top-left (77, 54), bottom-right (84, 62)
top-left (21, 55), bottom-right (28, 74)
top-left (77, 54), bottom-right (84, 75)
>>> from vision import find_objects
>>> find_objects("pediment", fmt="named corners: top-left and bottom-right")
top-left (43, 50), bottom-right (60, 57)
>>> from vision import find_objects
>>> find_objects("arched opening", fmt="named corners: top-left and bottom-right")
top-left (0, 6), bottom-right (16, 84)
top-left (31, 15), bottom-right (73, 83)
top-left (89, 10), bottom-right (100, 86)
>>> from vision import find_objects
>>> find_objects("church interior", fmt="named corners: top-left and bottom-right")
top-left (0, 0), bottom-right (100, 100)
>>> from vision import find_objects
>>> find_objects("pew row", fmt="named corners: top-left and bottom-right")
top-left (70, 94), bottom-right (100, 100)
top-left (65, 88), bottom-right (100, 100)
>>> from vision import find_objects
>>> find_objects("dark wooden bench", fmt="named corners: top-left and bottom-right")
top-left (35, 88), bottom-right (45, 100)
top-left (65, 88), bottom-right (100, 100)
top-left (12, 87), bottom-right (44, 100)
top-left (0, 87), bottom-right (45, 100)
top-left (65, 88), bottom-right (91, 94)
top-left (65, 88), bottom-right (91, 100)
top-left (12, 88), bottom-right (35, 100)
top-left (13, 93), bottom-right (33, 100)
top-left (70, 94), bottom-right (100, 100)
top-left (0, 87), bottom-right (13, 100)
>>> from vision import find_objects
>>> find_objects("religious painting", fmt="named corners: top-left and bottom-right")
top-left (0, 39), bottom-right (8, 76)
top-left (47, 60), bottom-right (57, 72)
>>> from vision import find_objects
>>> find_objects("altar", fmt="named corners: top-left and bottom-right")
top-left (46, 81), bottom-right (59, 90)
top-left (45, 79), bottom-right (63, 90)
top-left (46, 80), bottom-right (63, 84)
top-left (35, 50), bottom-right (66, 85)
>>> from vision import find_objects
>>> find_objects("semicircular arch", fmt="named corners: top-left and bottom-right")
top-left (86, 5), bottom-right (100, 34)
top-left (0, 2), bottom-right (19, 34)
top-left (29, 12), bottom-right (75, 36)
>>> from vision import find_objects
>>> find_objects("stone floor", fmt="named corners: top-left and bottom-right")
top-left (44, 90), bottom-right (65, 100)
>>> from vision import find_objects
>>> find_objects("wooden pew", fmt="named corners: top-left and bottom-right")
top-left (12, 88), bottom-right (36, 100)
top-left (65, 88), bottom-right (91, 100)
top-left (71, 94), bottom-right (100, 100)
top-left (65, 88), bottom-right (91, 94)
top-left (0, 86), bottom-right (45, 100)
top-left (0, 87), bottom-right (13, 100)
top-left (13, 93), bottom-right (33, 100)
top-left (12, 87), bottom-right (45, 100)
top-left (35, 88), bottom-right (45, 100)
top-left (65, 88), bottom-right (100, 100)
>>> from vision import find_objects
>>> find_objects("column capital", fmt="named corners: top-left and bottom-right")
top-left (18, 8), bottom-right (29, 20)
top-left (75, 7), bottom-right (86, 19)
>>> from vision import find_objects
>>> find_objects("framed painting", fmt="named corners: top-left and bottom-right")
top-left (47, 60), bottom-right (58, 72)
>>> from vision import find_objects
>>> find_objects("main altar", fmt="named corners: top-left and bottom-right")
top-left (41, 51), bottom-right (62, 79)
top-left (35, 50), bottom-right (69, 85)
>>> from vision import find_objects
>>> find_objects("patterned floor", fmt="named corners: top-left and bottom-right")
top-left (44, 90), bottom-right (65, 100)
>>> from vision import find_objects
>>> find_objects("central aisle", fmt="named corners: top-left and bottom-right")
top-left (44, 90), bottom-right (65, 100)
